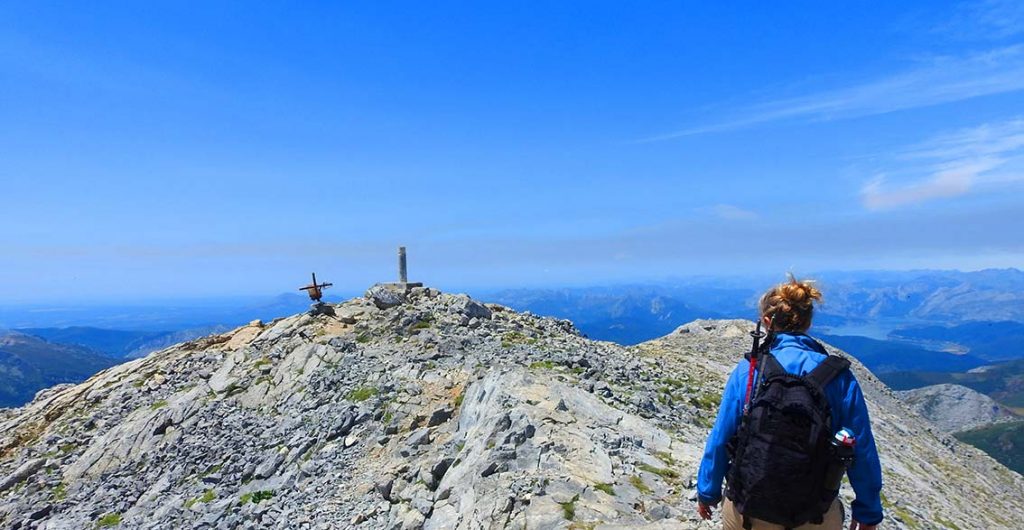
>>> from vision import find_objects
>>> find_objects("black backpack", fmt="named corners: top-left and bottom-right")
top-left (725, 347), bottom-right (850, 529)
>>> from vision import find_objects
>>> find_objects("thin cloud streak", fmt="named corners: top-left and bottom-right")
top-left (705, 204), bottom-right (759, 220)
top-left (861, 171), bottom-right (975, 210)
top-left (938, 0), bottom-right (1024, 41)
top-left (640, 45), bottom-right (1024, 142)
top-left (860, 118), bottom-right (1024, 210)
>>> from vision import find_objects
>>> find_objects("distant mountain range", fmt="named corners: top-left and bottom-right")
top-left (488, 269), bottom-right (1024, 351)
top-left (811, 268), bottom-right (1024, 323)
top-left (18, 325), bottom-right (231, 360)
top-left (0, 331), bottom-right (117, 407)
top-left (0, 292), bottom-right (350, 331)
top-left (2, 268), bottom-right (1022, 411)
top-left (0, 293), bottom-right (345, 408)
top-left (487, 286), bottom-right (732, 345)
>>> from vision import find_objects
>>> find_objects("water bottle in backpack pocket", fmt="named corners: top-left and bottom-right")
top-left (823, 427), bottom-right (856, 494)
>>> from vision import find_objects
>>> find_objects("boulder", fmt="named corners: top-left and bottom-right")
top-left (366, 284), bottom-right (406, 309)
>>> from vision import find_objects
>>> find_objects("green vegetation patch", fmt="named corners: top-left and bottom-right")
top-left (630, 475), bottom-right (652, 494)
top-left (410, 316), bottom-right (433, 330)
top-left (638, 463), bottom-right (679, 480)
top-left (593, 482), bottom-right (615, 496)
top-left (955, 421), bottom-right (1024, 474)
top-left (689, 392), bottom-right (722, 411)
top-left (347, 386), bottom-right (377, 402)
top-left (240, 489), bottom-right (275, 505)
top-left (95, 513), bottom-right (122, 528)
top-left (529, 360), bottom-right (557, 370)
top-left (654, 451), bottom-right (677, 466)
top-left (222, 381), bottom-right (247, 396)
top-left (150, 400), bottom-right (168, 410)
top-left (52, 482), bottom-right (67, 501)
top-left (559, 494), bottom-right (579, 520)
top-left (502, 331), bottom-right (538, 348)
top-left (891, 505), bottom-right (921, 529)
top-left (660, 377), bottom-right (687, 388)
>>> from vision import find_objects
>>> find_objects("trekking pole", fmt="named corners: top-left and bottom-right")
top-left (743, 320), bottom-right (766, 414)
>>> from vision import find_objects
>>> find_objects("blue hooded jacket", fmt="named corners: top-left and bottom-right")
top-left (697, 333), bottom-right (884, 525)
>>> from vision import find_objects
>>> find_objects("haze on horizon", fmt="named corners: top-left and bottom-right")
top-left (2, 1), bottom-right (1023, 303)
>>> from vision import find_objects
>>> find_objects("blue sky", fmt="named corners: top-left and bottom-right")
top-left (2, 1), bottom-right (1023, 301)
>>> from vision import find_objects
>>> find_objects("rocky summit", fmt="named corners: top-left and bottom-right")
top-left (0, 286), bottom-right (1022, 529)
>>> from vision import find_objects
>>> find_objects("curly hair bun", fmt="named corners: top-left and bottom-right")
top-left (759, 275), bottom-right (822, 333)
top-left (777, 277), bottom-right (822, 307)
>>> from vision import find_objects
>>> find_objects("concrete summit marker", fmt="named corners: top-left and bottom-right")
top-left (392, 246), bottom-right (422, 290)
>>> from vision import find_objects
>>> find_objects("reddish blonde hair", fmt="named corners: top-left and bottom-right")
top-left (759, 274), bottom-right (823, 333)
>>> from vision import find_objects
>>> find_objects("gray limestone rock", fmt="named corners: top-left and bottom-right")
top-left (366, 284), bottom-right (406, 310)
top-left (0, 458), bottom-right (45, 494)
top-left (449, 295), bottom-right (492, 320)
top-left (0, 293), bottom-right (1018, 530)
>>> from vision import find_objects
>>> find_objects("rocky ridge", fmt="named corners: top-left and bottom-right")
top-left (898, 383), bottom-right (1019, 433)
top-left (0, 286), bottom-right (1021, 529)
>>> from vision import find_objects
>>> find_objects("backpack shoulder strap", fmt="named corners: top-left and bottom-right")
top-left (805, 355), bottom-right (850, 390)
top-left (758, 352), bottom-right (786, 379)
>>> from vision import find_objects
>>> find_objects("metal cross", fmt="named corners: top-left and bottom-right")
top-left (299, 272), bottom-right (333, 302)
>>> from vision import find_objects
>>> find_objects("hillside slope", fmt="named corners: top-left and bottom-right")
top-left (955, 421), bottom-right (1024, 475)
top-left (0, 332), bottom-right (119, 408)
top-left (898, 384), bottom-right (1019, 432)
top-left (0, 287), bottom-right (1021, 529)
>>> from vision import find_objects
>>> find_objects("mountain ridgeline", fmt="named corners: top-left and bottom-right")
top-left (490, 268), bottom-right (1024, 346)
top-left (0, 332), bottom-right (118, 408)
top-left (0, 286), bottom-right (1021, 529)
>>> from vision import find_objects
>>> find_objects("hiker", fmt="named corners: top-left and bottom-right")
top-left (696, 276), bottom-right (883, 530)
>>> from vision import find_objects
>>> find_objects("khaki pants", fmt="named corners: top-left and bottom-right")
top-left (722, 498), bottom-right (844, 530)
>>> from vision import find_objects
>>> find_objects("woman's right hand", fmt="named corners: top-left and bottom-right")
top-left (697, 500), bottom-right (717, 520)
top-left (849, 520), bottom-right (877, 530)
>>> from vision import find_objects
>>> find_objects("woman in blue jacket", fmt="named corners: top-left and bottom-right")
top-left (696, 277), bottom-right (883, 529)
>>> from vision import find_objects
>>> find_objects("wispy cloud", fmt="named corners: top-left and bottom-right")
top-left (640, 45), bottom-right (1024, 142)
top-left (861, 171), bottom-right (975, 210)
top-left (939, 0), bottom-right (1024, 40)
top-left (705, 204), bottom-right (758, 220)
top-left (860, 118), bottom-right (1024, 209)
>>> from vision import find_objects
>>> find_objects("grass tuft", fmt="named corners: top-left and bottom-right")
top-left (630, 475), bottom-right (652, 494)
top-left (347, 386), bottom-right (377, 402)
top-left (638, 463), bottom-right (679, 480)
top-left (653, 451), bottom-right (677, 466)
top-left (559, 494), bottom-right (579, 520)
top-left (95, 513), bottom-right (121, 528)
